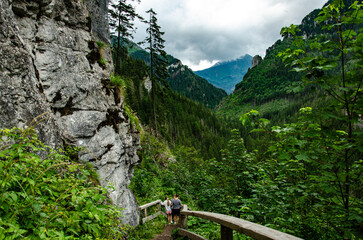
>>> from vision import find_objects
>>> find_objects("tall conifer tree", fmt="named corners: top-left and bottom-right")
top-left (109, 0), bottom-right (142, 74)
top-left (143, 8), bottom-right (169, 137)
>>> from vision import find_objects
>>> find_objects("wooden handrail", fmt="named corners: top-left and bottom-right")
top-left (138, 200), bottom-right (163, 224)
top-left (180, 205), bottom-right (303, 240)
top-left (138, 201), bottom-right (303, 240)
top-left (139, 200), bottom-right (161, 210)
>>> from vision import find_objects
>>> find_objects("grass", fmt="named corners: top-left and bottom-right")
top-left (110, 73), bottom-right (125, 87)
top-left (128, 215), bottom-right (167, 240)
top-left (96, 41), bottom-right (106, 48)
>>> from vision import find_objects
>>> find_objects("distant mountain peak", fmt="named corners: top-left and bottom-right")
top-left (211, 54), bottom-right (252, 68)
top-left (194, 55), bottom-right (252, 94)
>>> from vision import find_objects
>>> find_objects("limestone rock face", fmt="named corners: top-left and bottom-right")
top-left (0, 0), bottom-right (140, 226)
top-left (85, 0), bottom-right (110, 43)
top-left (0, 0), bottom-right (61, 148)
top-left (252, 55), bottom-right (262, 68)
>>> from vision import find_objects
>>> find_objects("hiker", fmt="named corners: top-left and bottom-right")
top-left (171, 194), bottom-right (183, 224)
top-left (161, 196), bottom-right (172, 224)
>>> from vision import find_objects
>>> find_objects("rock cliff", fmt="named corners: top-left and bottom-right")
top-left (0, 0), bottom-right (140, 226)
top-left (251, 55), bottom-right (262, 68)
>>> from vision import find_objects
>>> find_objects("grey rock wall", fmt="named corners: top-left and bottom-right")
top-left (0, 0), bottom-right (61, 148)
top-left (252, 55), bottom-right (262, 68)
top-left (86, 0), bottom-right (110, 43)
top-left (0, 0), bottom-right (140, 226)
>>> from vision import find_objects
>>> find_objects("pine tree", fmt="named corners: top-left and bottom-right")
top-left (143, 8), bottom-right (169, 137)
top-left (108, 0), bottom-right (142, 74)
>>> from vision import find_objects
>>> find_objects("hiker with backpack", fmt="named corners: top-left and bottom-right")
top-left (161, 196), bottom-right (172, 224)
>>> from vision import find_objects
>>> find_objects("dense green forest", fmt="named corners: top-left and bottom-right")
top-left (118, 39), bottom-right (228, 108)
top-left (114, 47), bottom-right (233, 161)
top-left (0, 127), bottom-right (129, 239)
top-left (126, 0), bottom-right (362, 239)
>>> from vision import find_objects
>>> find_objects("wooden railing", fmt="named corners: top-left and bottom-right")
top-left (139, 201), bottom-right (303, 240)
top-left (138, 200), bottom-right (164, 224)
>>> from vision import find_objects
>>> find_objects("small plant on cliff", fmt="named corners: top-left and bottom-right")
top-left (99, 57), bottom-right (107, 68)
top-left (0, 125), bottom-right (128, 239)
top-left (110, 73), bottom-right (125, 87)
top-left (96, 41), bottom-right (106, 48)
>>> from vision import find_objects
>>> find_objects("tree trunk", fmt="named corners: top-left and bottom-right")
top-left (150, 29), bottom-right (158, 137)
top-left (115, 10), bottom-right (121, 74)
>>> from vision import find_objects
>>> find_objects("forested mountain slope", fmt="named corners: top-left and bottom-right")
top-left (123, 41), bottom-right (227, 108)
top-left (216, 39), bottom-right (306, 122)
top-left (124, 0), bottom-right (362, 239)
top-left (116, 52), bottom-right (233, 161)
top-left (216, 0), bottom-right (356, 121)
top-left (166, 55), bottom-right (227, 108)
top-left (194, 55), bottom-right (252, 94)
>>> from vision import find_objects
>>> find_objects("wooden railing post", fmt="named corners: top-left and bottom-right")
top-left (180, 205), bottom-right (188, 228)
top-left (139, 200), bottom-right (162, 224)
top-left (221, 225), bottom-right (233, 240)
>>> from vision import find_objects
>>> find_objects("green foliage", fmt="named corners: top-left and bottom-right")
top-left (109, 0), bottom-right (142, 74)
top-left (275, 2), bottom-right (363, 237)
top-left (109, 73), bottom-right (142, 131)
top-left (98, 58), bottom-right (106, 68)
top-left (169, 1), bottom-right (361, 239)
top-left (143, 8), bottom-right (169, 84)
top-left (123, 104), bottom-right (142, 132)
top-left (126, 2), bottom-right (362, 239)
top-left (217, 2), bottom-right (362, 238)
top-left (125, 42), bottom-right (227, 108)
top-left (129, 131), bottom-right (176, 203)
top-left (238, 108), bottom-right (362, 239)
top-left (186, 217), bottom-right (220, 239)
top-left (0, 127), bottom-right (127, 239)
top-left (166, 55), bottom-right (227, 108)
top-left (140, 8), bottom-right (169, 136)
top-left (128, 215), bottom-right (165, 240)
top-left (96, 41), bottom-right (106, 48)
top-left (110, 73), bottom-right (124, 87)
top-left (118, 53), bottom-right (231, 161)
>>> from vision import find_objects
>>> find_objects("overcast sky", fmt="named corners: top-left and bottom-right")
top-left (131, 0), bottom-right (327, 71)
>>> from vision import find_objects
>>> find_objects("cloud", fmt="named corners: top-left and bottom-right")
top-left (132, 0), bottom-right (327, 70)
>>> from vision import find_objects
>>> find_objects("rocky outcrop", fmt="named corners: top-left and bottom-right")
top-left (251, 55), bottom-right (262, 68)
top-left (85, 0), bottom-right (110, 43)
top-left (0, 0), bottom-right (61, 148)
top-left (0, 0), bottom-right (140, 226)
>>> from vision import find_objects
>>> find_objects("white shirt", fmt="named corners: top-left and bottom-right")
top-left (161, 200), bottom-right (172, 211)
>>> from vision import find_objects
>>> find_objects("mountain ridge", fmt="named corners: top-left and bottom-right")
top-left (194, 54), bottom-right (252, 94)
top-left (121, 40), bottom-right (227, 108)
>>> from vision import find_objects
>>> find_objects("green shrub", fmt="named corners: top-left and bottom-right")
top-left (0, 126), bottom-right (128, 239)
top-left (128, 214), bottom-right (165, 240)
top-left (110, 73), bottom-right (125, 87)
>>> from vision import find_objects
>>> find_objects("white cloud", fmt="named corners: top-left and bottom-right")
top-left (132, 0), bottom-right (327, 70)
top-left (183, 59), bottom-right (220, 71)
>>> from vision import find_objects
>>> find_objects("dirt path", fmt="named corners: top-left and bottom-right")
top-left (152, 224), bottom-right (179, 240)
